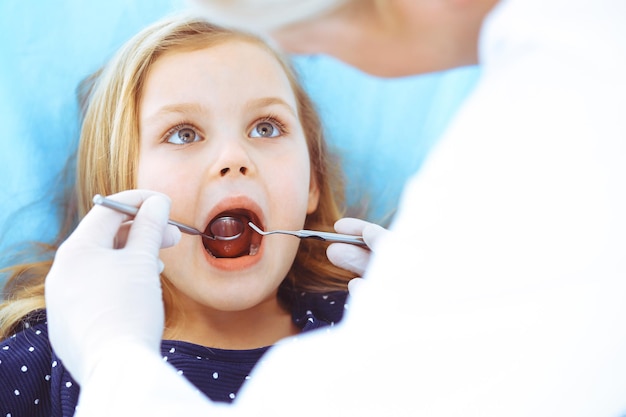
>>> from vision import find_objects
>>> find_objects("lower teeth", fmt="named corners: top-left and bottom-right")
top-left (205, 243), bottom-right (259, 258)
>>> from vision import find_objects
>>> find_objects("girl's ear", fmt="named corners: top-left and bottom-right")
top-left (306, 175), bottom-right (320, 214)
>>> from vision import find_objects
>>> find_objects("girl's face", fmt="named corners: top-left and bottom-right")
top-left (136, 40), bottom-right (319, 317)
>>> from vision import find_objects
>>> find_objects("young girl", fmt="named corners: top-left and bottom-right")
top-left (0, 13), bottom-right (358, 415)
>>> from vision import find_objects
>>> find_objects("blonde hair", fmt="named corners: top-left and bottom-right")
top-left (1, 13), bottom-right (354, 338)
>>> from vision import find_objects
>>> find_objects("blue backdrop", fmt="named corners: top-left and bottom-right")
top-left (0, 0), bottom-right (480, 283)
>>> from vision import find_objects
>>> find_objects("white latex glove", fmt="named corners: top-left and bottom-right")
top-left (326, 217), bottom-right (388, 277)
top-left (45, 190), bottom-right (181, 384)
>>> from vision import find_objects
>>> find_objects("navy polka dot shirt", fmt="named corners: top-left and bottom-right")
top-left (0, 291), bottom-right (348, 417)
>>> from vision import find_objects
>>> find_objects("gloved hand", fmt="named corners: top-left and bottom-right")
top-left (326, 217), bottom-right (388, 278)
top-left (45, 190), bottom-right (181, 384)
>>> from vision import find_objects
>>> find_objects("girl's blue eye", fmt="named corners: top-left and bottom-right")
top-left (166, 126), bottom-right (201, 144)
top-left (250, 121), bottom-right (281, 138)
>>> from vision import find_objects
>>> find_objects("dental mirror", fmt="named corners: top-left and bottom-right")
top-left (209, 216), bottom-right (245, 241)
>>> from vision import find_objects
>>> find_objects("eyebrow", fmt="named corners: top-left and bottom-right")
top-left (245, 97), bottom-right (298, 117)
top-left (142, 102), bottom-right (209, 123)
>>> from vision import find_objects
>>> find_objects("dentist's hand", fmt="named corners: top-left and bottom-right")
top-left (326, 218), bottom-right (388, 278)
top-left (45, 190), bottom-right (181, 384)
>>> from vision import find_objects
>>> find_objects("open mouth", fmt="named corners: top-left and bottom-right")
top-left (202, 209), bottom-right (262, 258)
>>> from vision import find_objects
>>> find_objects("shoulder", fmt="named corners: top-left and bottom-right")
top-left (0, 311), bottom-right (54, 415)
top-left (1, 311), bottom-right (52, 369)
top-left (291, 290), bottom-right (349, 332)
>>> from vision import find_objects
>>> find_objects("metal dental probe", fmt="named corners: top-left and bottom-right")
top-left (92, 194), bottom-right (243, 241)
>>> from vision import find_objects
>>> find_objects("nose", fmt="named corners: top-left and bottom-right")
top-left (213, 139), bottom-right (254, 178)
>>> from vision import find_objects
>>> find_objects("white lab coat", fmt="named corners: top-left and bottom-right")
top-left (73, 0), bottom-right (626, 415)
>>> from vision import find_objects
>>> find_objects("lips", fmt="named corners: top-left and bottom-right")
top-left (202, 208), bottom-right (263, 258)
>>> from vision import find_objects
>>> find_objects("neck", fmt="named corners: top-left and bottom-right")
top-left (163, 293), bottom-right (299, 350)
top-left (272, 0), bottom-right (498, 77)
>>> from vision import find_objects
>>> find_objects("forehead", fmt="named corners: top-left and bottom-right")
top-left (140, 39), bottom-right (297, 111)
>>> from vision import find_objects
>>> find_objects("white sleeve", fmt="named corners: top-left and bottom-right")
top-left (73, 344), bottom-right (233, 417)
top-left (342, 0), bottom-right (626, 414)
